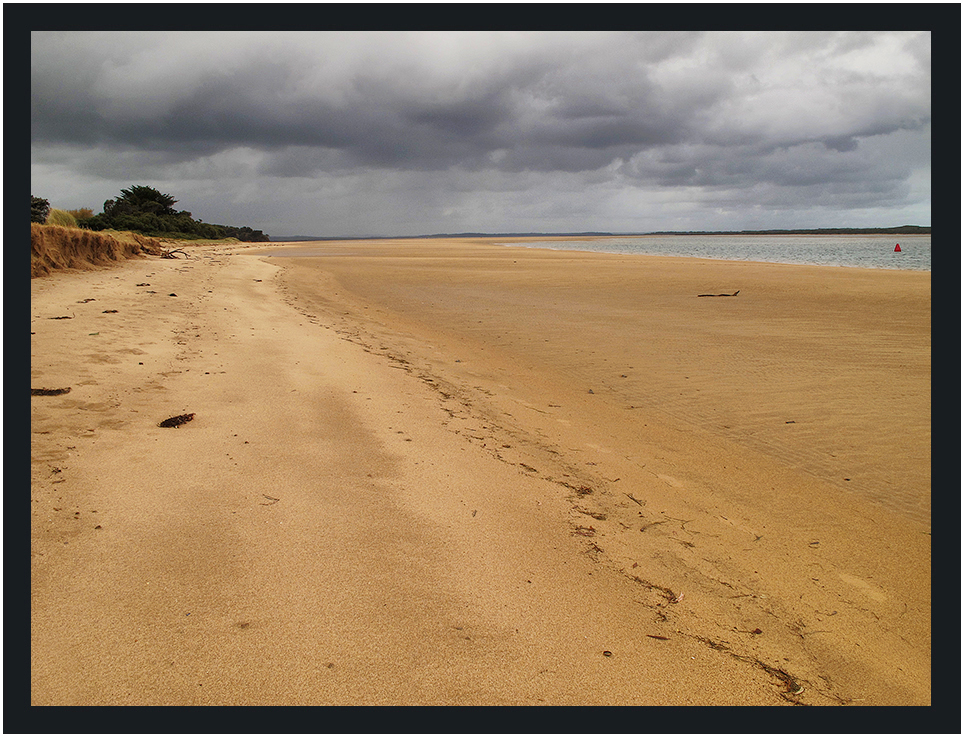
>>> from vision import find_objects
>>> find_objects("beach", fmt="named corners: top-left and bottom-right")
top-left (30, 237), bottom-right (931, 706)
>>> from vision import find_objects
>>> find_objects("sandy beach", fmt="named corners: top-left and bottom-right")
top-left (30, 237), bottom-right (931, 706)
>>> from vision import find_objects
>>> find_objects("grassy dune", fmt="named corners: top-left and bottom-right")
top-left (30, 223), bottom-right (165, 278)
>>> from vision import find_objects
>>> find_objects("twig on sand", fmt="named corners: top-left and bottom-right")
top-left (639, 519), bottom-right (666, 532)
top-left (161, 248), bottom-right (190, 259)
top-left (697, 290), bottom-right (740, 297)
top-left (260, 494), bottom-right (280, 505)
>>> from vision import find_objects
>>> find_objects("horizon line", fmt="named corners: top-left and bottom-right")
top-left (270, 225), bottom-right (931, 242)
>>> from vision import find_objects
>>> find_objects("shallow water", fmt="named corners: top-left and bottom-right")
top-left (515, 234), bottom-right (931, 271)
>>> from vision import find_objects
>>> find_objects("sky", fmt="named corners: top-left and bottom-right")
top-left (30, 31), bottom-right (931, 238)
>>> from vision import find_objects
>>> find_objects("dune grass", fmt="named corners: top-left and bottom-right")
top-left (46, 209), bottom-right (80, 228)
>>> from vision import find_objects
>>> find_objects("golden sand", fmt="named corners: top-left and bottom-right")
top-left (30, 238), bottom-right (930, 705)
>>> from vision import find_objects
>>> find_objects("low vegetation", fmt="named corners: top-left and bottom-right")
top-left (46, 208), bottom-right (80, 228)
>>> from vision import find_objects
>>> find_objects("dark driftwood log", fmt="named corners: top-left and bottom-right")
top-left (697, 290), bottom-right (740, 297)
top-left (32, 387), bottom-right (71, 396)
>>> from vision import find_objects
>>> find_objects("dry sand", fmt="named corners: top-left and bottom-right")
top-left (30, 237), bottom-right (931, 707)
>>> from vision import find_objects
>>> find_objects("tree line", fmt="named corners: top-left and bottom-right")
top-left (30, 186), bottom-right (270, 242)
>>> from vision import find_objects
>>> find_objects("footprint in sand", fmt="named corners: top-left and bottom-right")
top-left (837, 572), bottom-right (887, 602)
top-left (656, 473), bottom-right (685, 489)
top-left (86, 353), bottom-right (123, 365)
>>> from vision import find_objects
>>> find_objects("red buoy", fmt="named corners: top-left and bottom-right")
top-left (894, 243), bottom-right (901, 252)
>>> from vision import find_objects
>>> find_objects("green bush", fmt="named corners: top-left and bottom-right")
top-left (78, 214), bottom-right (110, 231)
top-left (31, 196), bottom-right (50, 223)
top-left (113, 212), bottom-right (163, 233)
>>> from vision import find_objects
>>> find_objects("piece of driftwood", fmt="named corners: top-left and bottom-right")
top-left (32, 387), bottom-right (71, 396)
top-left (158, 412), bottom-right (195, 428)
top-left (161, 248), bottom-right (189, 259)
top-left (697, 290), bottom-right (740, 297)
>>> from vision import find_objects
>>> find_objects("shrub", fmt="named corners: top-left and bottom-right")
top-left (31, 196), bottom-right (51, 223)
top-left (66, 207), bottom-right (95, 220)
top-left (78, 214), bottom-right (111, 231)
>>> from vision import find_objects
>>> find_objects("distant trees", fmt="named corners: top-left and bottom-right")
top-left (216, 224), bottom-right (270, 242)
top-left (31, 196), bottom-right (50, 223)
top-left (104, 185), bottom-right (179, 218)
top-left (73, 185), bottom-right (270, 242)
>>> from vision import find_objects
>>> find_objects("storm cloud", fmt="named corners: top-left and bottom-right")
top-left (30, 31), bottom-right (931, 236)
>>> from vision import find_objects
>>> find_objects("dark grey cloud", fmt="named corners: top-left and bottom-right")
top-left (30, 31), bottom-right (931, 235)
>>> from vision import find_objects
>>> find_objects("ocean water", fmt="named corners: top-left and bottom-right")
top-left (515, 234), bottom-right (931, 271)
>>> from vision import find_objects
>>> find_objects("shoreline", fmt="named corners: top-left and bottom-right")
top-left (496, 234), bottom-right (931, 273)
top-left (265, 233), bottom-right (931, 272)
top-left (31, 238), bottom-right (930, 705)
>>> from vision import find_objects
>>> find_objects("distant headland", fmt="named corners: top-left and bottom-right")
top-left (271, 225), bottom-right (930, 242)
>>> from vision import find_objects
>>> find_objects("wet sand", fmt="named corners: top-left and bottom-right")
top-left (30, 237), bottom-right (930, 706)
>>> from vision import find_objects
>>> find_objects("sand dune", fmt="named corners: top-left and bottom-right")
top-left (30, 222), bottom-right (165, 278)
top-left (30, 238), bottom-right (930, 706)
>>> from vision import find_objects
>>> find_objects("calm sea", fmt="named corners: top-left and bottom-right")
top-left (515, 234), bottom-right (930, 271)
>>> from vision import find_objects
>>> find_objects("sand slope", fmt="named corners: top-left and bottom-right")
top-left (30, 239), bottom-right (930, 706)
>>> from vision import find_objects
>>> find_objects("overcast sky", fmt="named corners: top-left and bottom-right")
top-left (31, 31), bottom-right (931, 238)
